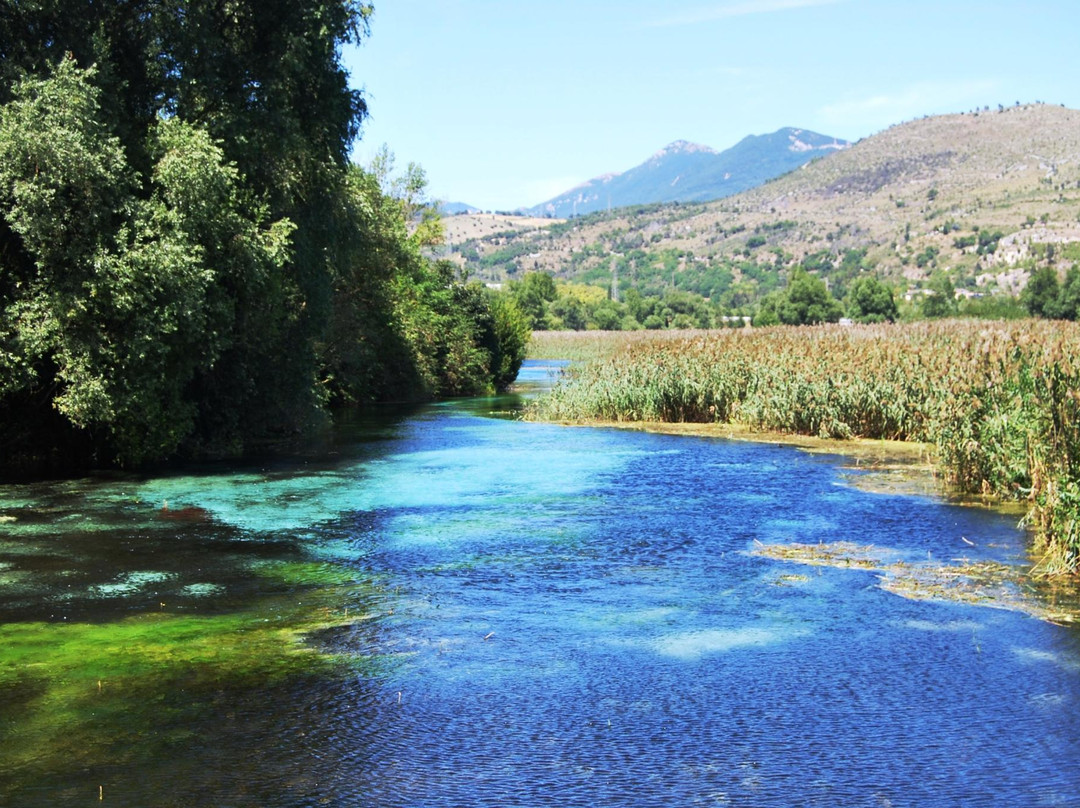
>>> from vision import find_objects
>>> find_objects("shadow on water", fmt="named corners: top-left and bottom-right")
top-left (2, 361), bottom-right (1080, 806)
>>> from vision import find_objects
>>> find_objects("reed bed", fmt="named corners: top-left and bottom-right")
top-left (527, 328), bottom-right (713, 362)
top-left (529, 321), bottom-right (1080, 574)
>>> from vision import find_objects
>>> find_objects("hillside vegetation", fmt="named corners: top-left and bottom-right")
top-left (446, 104), bottom-right (1080, 314)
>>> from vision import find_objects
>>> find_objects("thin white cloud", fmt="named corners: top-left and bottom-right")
top-left (647, 0), bottom-right (846, 28)
top-left (818, 80), bottom-right (1000, 131)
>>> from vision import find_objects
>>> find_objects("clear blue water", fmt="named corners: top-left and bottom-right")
top-left (2, 360), bottom-right (1080, 806)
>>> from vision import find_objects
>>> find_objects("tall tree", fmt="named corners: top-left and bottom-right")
top-left (845, 275), bottom-right (898, 323)
top-left (1023, 266), bottom-right (1063, 319)
top-left (1058, 265), bottom-right (1080, 321)
top-left (777, 268), bottom-right (843, 325)
top-left (0, 1), bottom-right (528, 473)
top-left (921, 273), bottom-right (958, 319)
top-left (0, 58), bottom-right (295, 464)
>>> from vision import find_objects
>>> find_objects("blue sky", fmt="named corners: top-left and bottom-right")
top-left (343, 1), bottom-right (1080, 211)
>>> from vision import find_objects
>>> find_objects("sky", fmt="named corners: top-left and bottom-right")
top-left (343, 0), bottom-right (1080, 212)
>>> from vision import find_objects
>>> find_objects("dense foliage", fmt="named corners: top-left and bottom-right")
top-left (1022, 265), bottom-right (1080, 320)
top-left (0, 2), bottom-right (528, 473)
top-left (530, 322), bottom-right (1080, 574)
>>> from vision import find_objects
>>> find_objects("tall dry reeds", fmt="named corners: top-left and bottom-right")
top-left (529, 321), bottom-right (1080, 574)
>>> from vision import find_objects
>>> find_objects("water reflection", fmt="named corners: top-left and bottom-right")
top-left (1, 361), bottom-right (1079, 806)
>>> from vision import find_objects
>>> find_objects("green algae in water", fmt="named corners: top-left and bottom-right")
top-left (252, 559), bottom-right (376, 588)
top-left (0, 584), bottom-right (385, 786)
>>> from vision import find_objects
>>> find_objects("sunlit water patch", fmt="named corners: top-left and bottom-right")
top-left (2, 362), bottom-right (1080, 805)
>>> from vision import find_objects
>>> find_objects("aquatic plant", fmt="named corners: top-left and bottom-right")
top-left (751, 540), bottom-right (1080, 624)
top-left (529, 321), bottom-right (1080, 573)
top-left (0, 576), bottom-right (382, 792)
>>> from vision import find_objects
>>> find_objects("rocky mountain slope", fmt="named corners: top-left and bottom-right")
top-left (524, 128), bottom-right (849, 218)
top-left (446, 103), bottom-right (1080, 302)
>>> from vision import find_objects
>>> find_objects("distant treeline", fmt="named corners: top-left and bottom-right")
top-left (0, 2), bottom-right (528, 475)
top-left (502, 261), bottom-right (1053, 334)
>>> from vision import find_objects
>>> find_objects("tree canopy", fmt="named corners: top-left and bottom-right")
top-left (845, 275), bottom-right (898, 323)
top-left (0, 2), bottom-right (528, 474)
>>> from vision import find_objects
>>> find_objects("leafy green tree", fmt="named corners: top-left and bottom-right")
top-left (752, 291), bottom-right (782, 327)
top-left (509, 272), bottom-right (557, 330)
top-left (777, 269), bottom-right (843, 325)
top-left (487, 295), bottom-right (531, 391)
top-left (591, 303), bottom-right (623, 331)
top-left (623, 288), bottom-right (656, 324)
top-left (914, 246), bottom-right (939, 269)
top-left (0, 1), bottom-right (375, 465)
top-left (643, 314), bottom-right (665, 330)
top-left (549, 296), bottom-right (587, 331)
top-left (322, 163), bottom-right (523, 401)
top-left (0, 4), bottom-right (526, 471)
top-left (1058, 265), bottom-right (1080, 321)
top-left (845, 276), bottom-right (898, 323)
top-left (977, 229), bottom-right (1004, 255)
top-left (0, 60), bottom-right (293, 463)
top-left (921, 273), bottom-right (958, 319)
top-left (1023, 266), bottom-right (1063, 319)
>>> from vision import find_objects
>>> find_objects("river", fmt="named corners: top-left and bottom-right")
top-left (1, 360), bottom-right (1079, 806)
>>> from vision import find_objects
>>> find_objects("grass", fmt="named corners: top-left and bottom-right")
top-left (527, 328), bottom-right (712, 361)
top-left (527, 321), bottom-right (1080, 574)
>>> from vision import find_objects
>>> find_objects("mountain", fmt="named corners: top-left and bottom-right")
top-left (523, 128), bottom-right (849, 218)
top-left (439, 201), bottom-right (482, 215)
top-left (447, 103), bottom-right (1080, 300)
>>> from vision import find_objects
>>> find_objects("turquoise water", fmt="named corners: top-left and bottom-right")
top-left (2, 361), bottom-right (1080, 806)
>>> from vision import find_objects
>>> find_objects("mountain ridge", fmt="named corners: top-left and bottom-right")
top-left (523, 127), bottom-right (850, 218)
top-left (445, 103), bottom-right (1080, 305)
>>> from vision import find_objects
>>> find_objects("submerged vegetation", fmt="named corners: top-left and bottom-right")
top-left (529, 321), bottom-right (1080, 574)
top-left (0, 562), bottom-right (385, 792)
top-left (752, 541), bottom-right (1080, 624)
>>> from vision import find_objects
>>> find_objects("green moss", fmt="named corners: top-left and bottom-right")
top-left (0, 588), bottom-right (380, 778)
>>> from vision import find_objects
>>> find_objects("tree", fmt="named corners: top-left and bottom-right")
top-left (548, 296), bottom-right (587, 331)
top-left (845, 276), bottom-right (898, 323)
top-left (752, 291), bottom-right (782, 327)
top-left (591, 304), bottom-right (623, 331)
top-left (0, 1), bottom-right (374, 466)
top-left (921, 274), bottom-right (958, 318)
top-left (643, 314), bottom-right (665, 330)
top-left (1058, 265), bottom-right (1080, 321)
top-left (0, 60), bottom-right (293, 463)
top-left (487, 295), bottom-right (531, 391)
top-left (776, 269), bottom-right (843, 325)
top-left (509, 272), bottom-right (557, 330)
top-left (1023, 266), bottom-right (1063, 319)
top-left (0, 3), bottom-right (525, 471)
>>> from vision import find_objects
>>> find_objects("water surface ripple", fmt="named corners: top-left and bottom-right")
top-left (1, 362), bottom-right (1079, 806)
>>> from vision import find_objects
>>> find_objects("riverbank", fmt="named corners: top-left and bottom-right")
top-left (526, 322), bottom-right (1080, 574)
